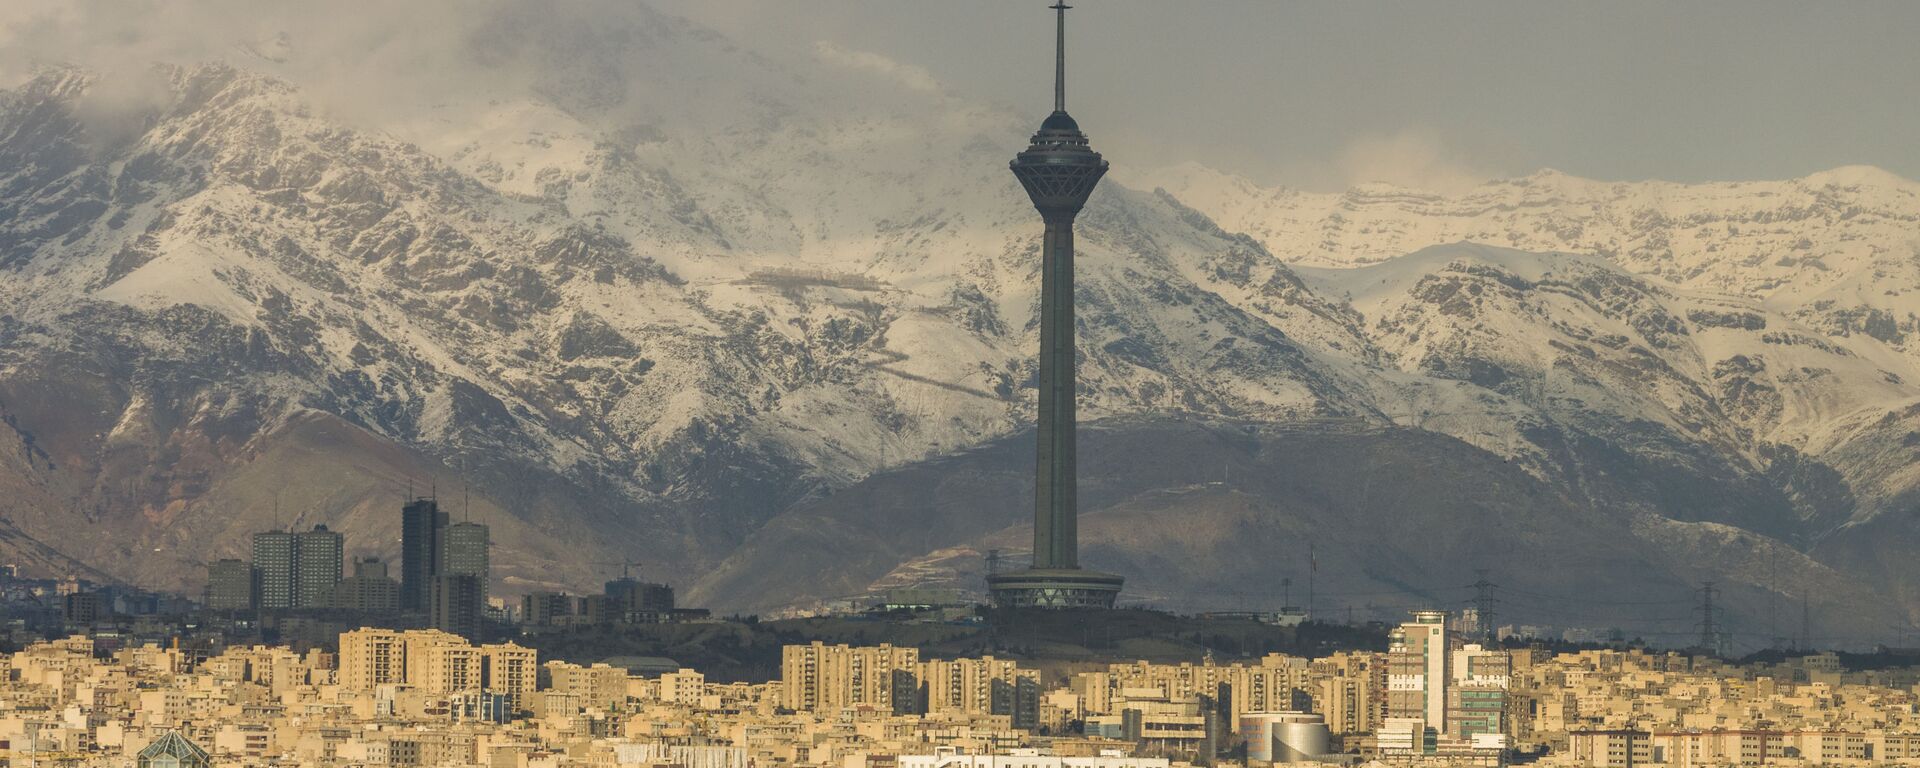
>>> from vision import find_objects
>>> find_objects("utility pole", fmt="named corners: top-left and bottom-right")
top-left (1767, 552), bottom-right (1780, 649)
top-left (1467, 570), bottom-right (1500, 644)
top-left (1307, 540), bottom-right (1316, 621)
top-left (1697, 582), bottom-right (1720, 656)
top-left (1800, 589), bottom-right (1812, 653)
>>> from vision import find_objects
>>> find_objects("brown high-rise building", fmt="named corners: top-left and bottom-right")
top-left (250, 525), bottom-right (341, 611)
top-left (431, 521), bottom-right (490, 638)
top-left (293, 525), bottom-right (343, 609)
top-left (204, 558), bottom-right (253, 612)
top-left (331, 557), bottom-right (400, 614)
top-left (252, 531), bottom-right (297, 610)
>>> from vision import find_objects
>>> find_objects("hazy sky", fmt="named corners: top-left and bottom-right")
top-left (655, 0), bottom-right (1920, 191)
top-left (3, 1), bottom-right (1915, 192)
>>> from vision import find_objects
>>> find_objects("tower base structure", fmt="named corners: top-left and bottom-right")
top-left (987, 568), bottom-right (1123, 609)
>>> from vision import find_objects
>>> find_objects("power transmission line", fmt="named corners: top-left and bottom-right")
top-left (1696, 582), bottom-right (1725, 657)
top-left (1467, 569), bottom-right (1499, 643)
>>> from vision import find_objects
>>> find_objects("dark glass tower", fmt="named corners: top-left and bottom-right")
top-left (400, 498), bottom-right (447, 612)
top-left (988, 2), bottom-right (1123, 609)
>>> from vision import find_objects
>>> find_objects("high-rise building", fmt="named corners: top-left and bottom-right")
top-left (293, 524), bottom-right (344, 609)
top-left (1447, 644), bottom-right (1512, 742)
top-left (481, 642), bottom-right (538, 713)
top-left (432, 573), bottom-right (486, 641)
top-left (400, 498), bottom-right (447, 612)
top-left (1387, 610), bottom-right (1451, 734)
top-left (432, 521), bottom-right (489, 638)
top-left (252, 525), bottom-right (343, 611)
top-left (441, 522), bottom-right (489, 582)
top-left (205, 558), bottom-right (253, 611)
top-left (252, 531), bottom-right (297, 610)
top-left (780, 642), bottom-right (921, 715)
top-left (1074, 656), bottom-right (1312, 726)
top-left (339, 627), bottom-right (408, 689)
top-left (1313, 651), bottom-right (1386, 736)
top-left (332, 557), bottom-right (401, 614)
top-left (403, 629), bottom-right (483, 694)
top-left (922, 656), bottom-right (1042, 729)
top-left (521, 592), bottom-right (576, 626)
top-left (340, 627), bottom-right (537, 714)
top-left (62, 592), bottom-right (101, 625)
top-left (986, 1), bottom-right (1123, 610)
top-left (605, 577), bottom-right (674, 621)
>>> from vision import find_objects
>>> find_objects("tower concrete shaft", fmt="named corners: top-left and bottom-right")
top-left (1032, 211), bottom-right (1080, 569)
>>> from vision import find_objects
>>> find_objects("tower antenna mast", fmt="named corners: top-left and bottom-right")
top-left (1052, 2), bottom-right (1070, 112)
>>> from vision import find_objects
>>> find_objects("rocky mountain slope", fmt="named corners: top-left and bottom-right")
top-left (2, 2), bottom-right (1918, 648)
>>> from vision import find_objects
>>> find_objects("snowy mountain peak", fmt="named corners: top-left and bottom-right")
top-left (2, 7), bottom-right (1920, 638)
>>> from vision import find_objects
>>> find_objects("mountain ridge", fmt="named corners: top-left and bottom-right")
top-left (2, 4), bottom-right (1919, 647)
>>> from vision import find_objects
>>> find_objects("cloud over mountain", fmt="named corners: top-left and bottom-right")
top-left (1, 1), bottom-right (1918, 650)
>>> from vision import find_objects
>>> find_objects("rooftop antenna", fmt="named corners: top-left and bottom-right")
top-left (463, 484), bottom-right (470, 523)
top-left (1052, 2), bottom-right (1070, 113)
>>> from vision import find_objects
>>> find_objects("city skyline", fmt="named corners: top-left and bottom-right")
top-left (6, 2), bottom-right (1920, 763)
top-left (0, 0), bottom-right (1916, 661)
top-left (6, 614), bottom-right (1920, 765)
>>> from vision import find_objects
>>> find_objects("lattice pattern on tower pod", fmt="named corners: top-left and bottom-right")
top-left (1013, 163), bottom-right (1105, 208)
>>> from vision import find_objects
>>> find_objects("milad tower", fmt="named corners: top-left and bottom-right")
top-left (987, 2), bottom-right (1124, 610)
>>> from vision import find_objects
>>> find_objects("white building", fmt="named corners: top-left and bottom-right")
top-left (896, 747), bottom-right (1169, 768)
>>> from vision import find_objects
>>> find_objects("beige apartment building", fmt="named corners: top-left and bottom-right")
top-left (405, 630), bottom-right (485, 696)
top-left (1313, 651), bottom-right (1386, 735)
top-left (660, 668), bottom-right (708, 705)
top-left (338, 627), bottom-right (536, 712)
top-left (1077, 654), bottom-right (1311, 724)
top-left (338, 627), bottom-right (407, 689)
top-left (547, 661), bottom-right (629, 710)
top-left (781, 642), bottom-right (921, 714)
top-left (923, 656), bottom-right (1041, 729)
top-left (483, 642), bottom-right (538, 711)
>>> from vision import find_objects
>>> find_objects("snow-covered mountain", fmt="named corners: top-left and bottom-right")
top-left (2, 2), bottom-right (1918, 646)
top-left (1147, 163), bottom-right (1920, 530)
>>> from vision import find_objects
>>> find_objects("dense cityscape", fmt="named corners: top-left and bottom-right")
top-left (3, 0), bottom-right (1920, 764)
top-left (11, 610), bottom-right (1920, 766)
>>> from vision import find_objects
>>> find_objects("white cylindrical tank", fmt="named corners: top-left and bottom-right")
top-left (1240, 712), bottom-right (1329, 764)
top-left (1274, 715), bottom-right (1331, 763)
top-left (1239, 713), bottom-right (1282, 763)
